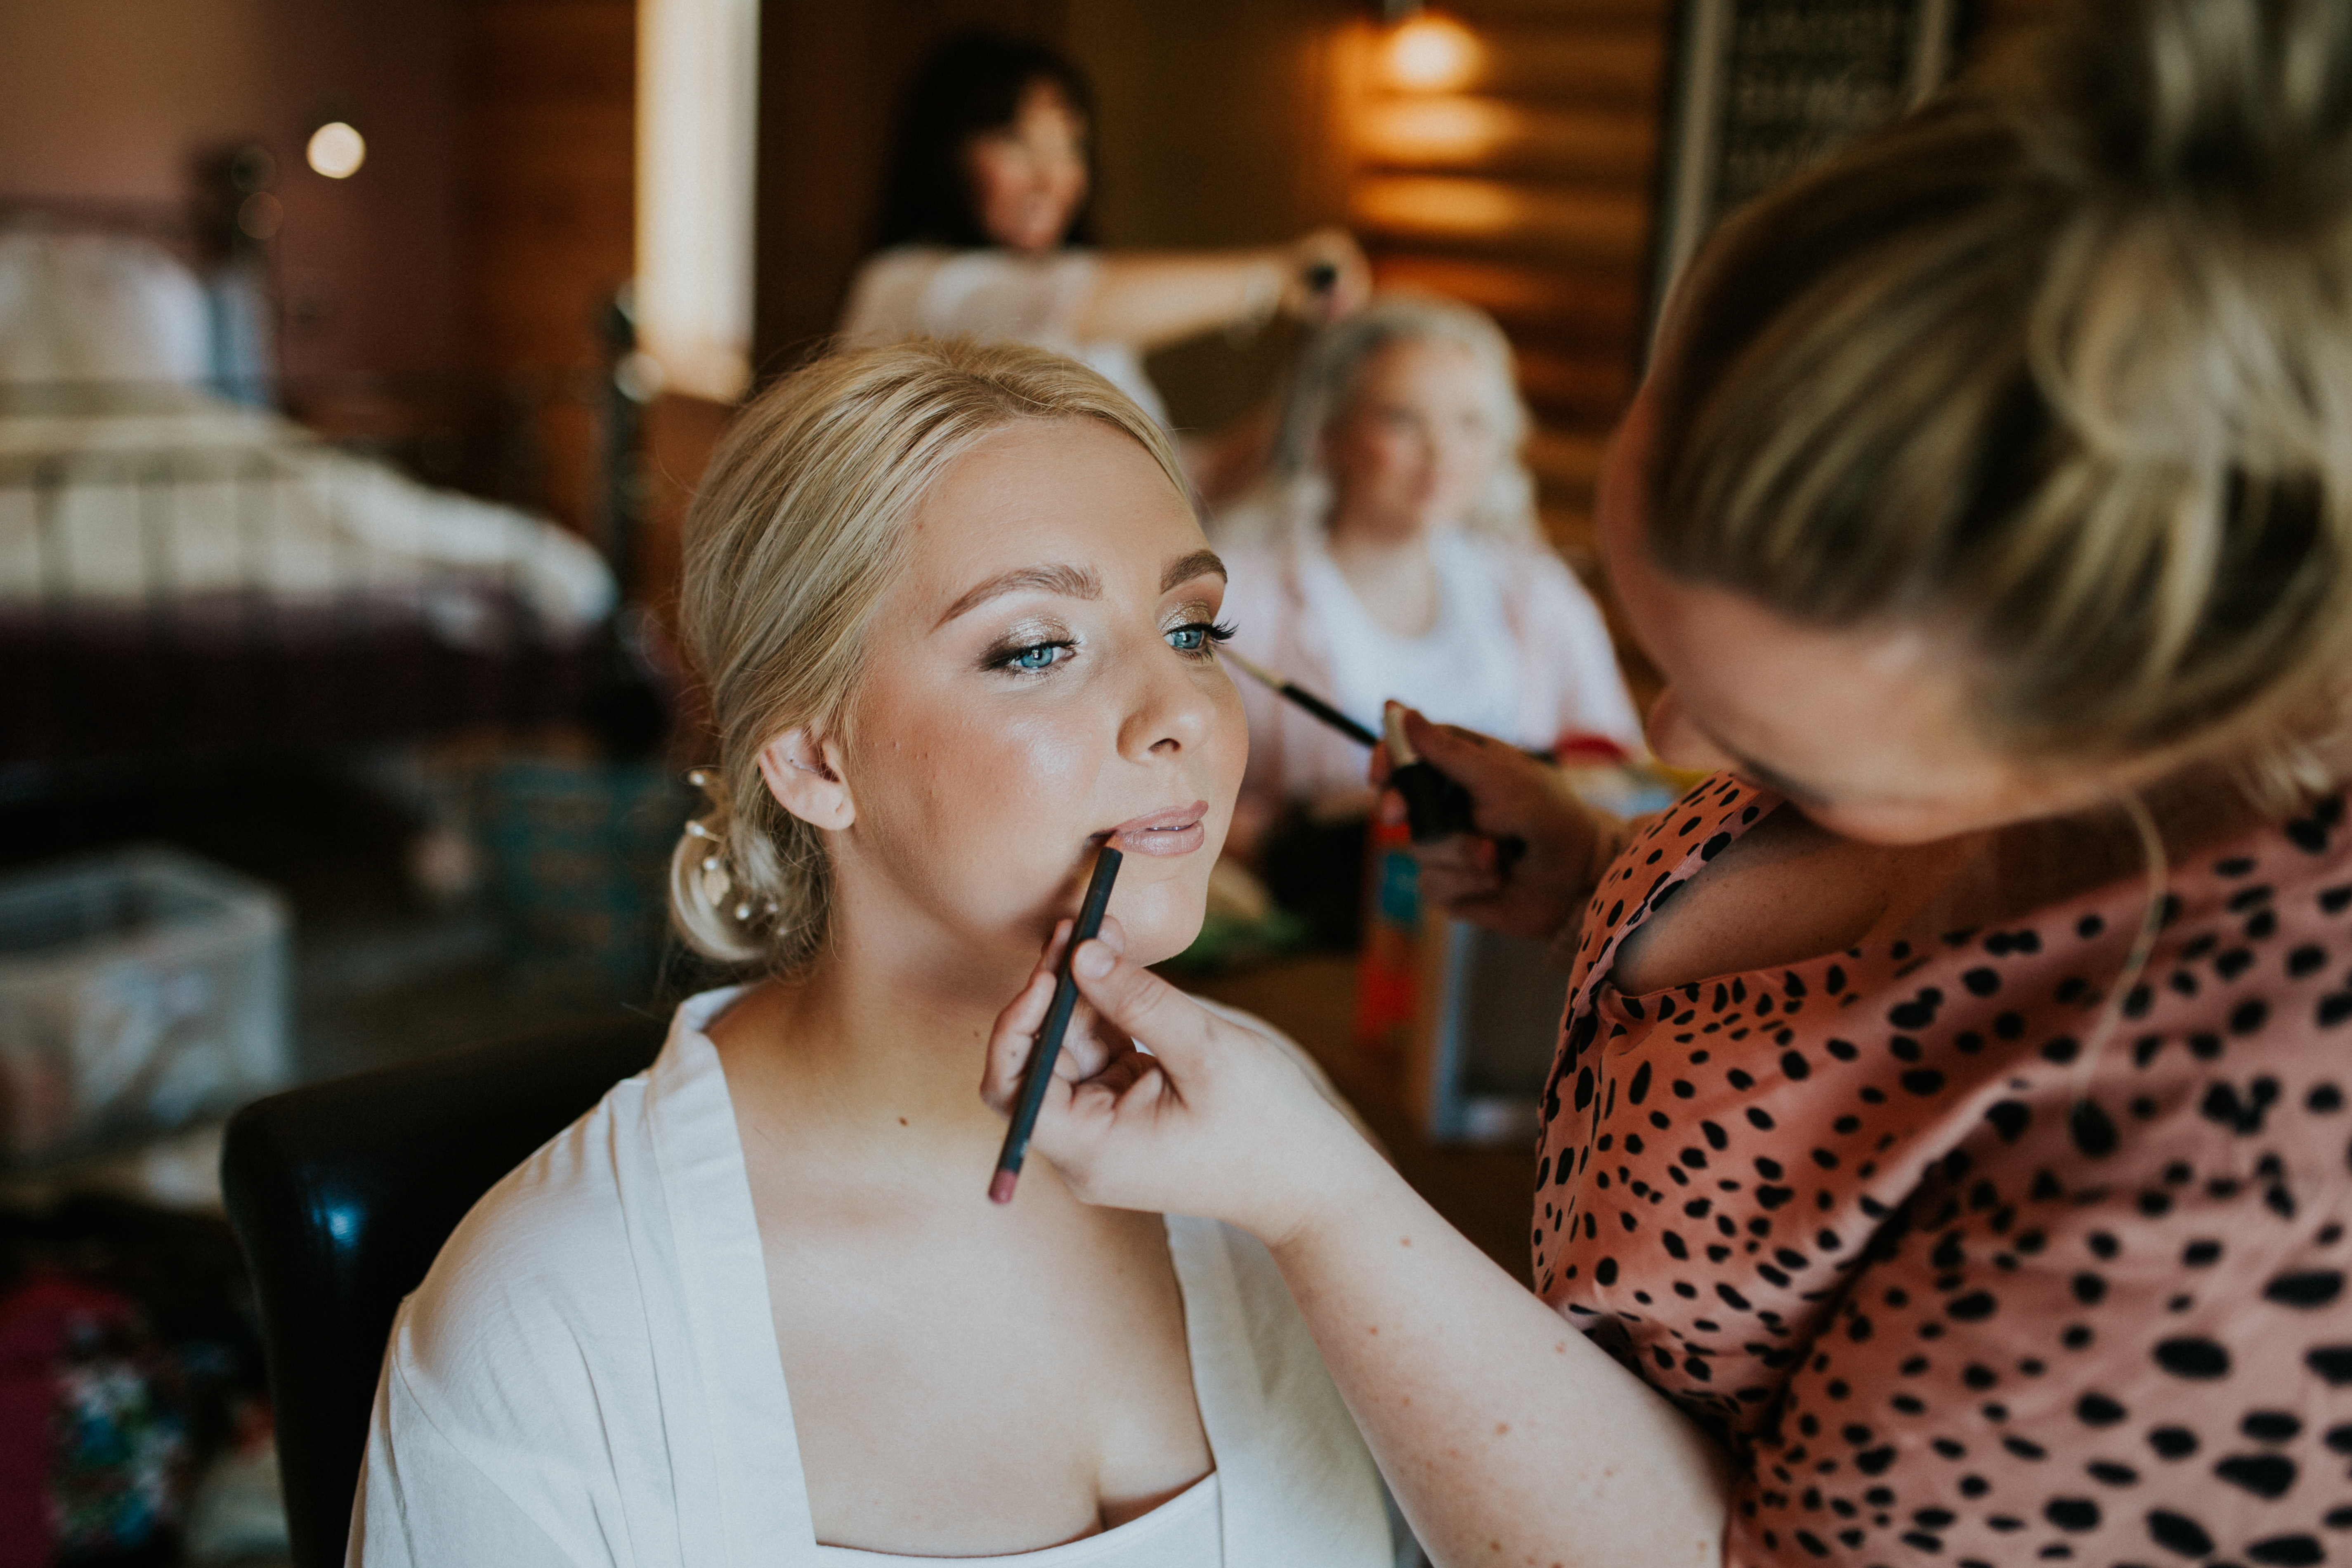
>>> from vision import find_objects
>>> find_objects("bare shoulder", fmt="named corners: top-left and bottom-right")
top-left (1608, 806), bottom-right (1946, 996)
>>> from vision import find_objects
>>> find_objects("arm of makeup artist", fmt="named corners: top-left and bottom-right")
top-left (982, 716), bottom-right (1729, 1568)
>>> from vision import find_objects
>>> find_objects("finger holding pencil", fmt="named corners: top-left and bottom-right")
top-left (989, 845), bottom-right (1124, 1203)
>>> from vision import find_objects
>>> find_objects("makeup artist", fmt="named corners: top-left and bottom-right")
top-left (838, 31), bottom-right (1369, 506)
top-left (985, 3), bottom-right (2352, 1564)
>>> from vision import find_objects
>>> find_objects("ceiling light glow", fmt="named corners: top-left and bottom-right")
top-left (1385, 15), bottom-right (1482, 93)
top-left (307, 122), bottom-right (366, 179)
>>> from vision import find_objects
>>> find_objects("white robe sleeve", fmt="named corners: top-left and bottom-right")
top-left (348, 1350), bottom-right (587, 1568)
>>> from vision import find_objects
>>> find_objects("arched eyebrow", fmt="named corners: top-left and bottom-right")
top-left (1163, 549), bottom-right (1226, 592)
top-left (937, 550), bottom-right (1225, 628)
top-left (937, 563), bottom-right (1101, 627)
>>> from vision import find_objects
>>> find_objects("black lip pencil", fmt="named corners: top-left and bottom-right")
top-left (1221, 647), bottom-right (1380, 748)
top-left (990, 845), bottom-right (1124, 1204)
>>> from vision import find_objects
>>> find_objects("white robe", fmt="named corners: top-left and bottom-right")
top-left (349, 989), bottom-right (1395, 1567)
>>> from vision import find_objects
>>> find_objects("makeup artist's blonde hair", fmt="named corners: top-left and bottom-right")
top-left (670, 338), bottom-right (1189, 970)
top-left (1651, 0), bottom-right (2352, 799)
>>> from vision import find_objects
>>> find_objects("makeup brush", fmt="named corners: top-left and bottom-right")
top-left (1222, 646), bottom-right (1380, 747)
top-left (1222, 649), bottom-right (1538, 871)
top-left (990, 845), bottom-right (1124, 1204)
top-left (1381, 701), bottom-right (1480, 844)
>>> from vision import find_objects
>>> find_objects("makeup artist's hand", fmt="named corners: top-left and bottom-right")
top-left (1371, 706), bottom-right (1618, 946)
top-left (1004, 913), bottom-right (1137, 1084)
top-left (982, 933), bottom-right (1374, 1245)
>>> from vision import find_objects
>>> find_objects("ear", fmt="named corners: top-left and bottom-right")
top-left (756, 727), bottom-right (855, 831)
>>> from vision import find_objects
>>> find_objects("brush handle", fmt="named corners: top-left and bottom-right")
top-left (992, 847), bottom-right (1124, 1200)
top-left (1222, 649), bottom-right (1382, 749)
top-left (1280, 683), bottom-right (1380, 748)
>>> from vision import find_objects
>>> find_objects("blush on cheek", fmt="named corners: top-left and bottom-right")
top-left (959, 714), bottom-right (1108, 902)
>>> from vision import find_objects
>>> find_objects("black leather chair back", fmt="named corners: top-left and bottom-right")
top-left (222, 1014), bottom-right (667, 1568)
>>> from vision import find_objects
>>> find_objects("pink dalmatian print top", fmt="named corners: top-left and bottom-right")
top-left (1537, 774), bottom-right (2352, 1568)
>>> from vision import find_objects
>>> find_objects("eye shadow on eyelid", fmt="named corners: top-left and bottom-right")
top-left (977, 620), bottom-right (1073, 668)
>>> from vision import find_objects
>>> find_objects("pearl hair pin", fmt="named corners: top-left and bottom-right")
top-left (682, 767), bottom-right (779, 925)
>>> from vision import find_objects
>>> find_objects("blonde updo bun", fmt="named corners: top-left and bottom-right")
top-left (1651, 0), bottom-right (2352, 793)
top-left (668, 338), bottom-right (1187, 972)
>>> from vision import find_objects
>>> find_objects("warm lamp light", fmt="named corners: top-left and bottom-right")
top-left (1384, 13), bottom-right (1481, 92)
top-left (306, 121), bottom-right (366, 179)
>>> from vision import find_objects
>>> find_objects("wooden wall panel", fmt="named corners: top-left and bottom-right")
top-left (1344, 2), bottom-right (1671, 564)
top-left (1437, 25), bottom-right (1666, 104)
top-left (455, 0), bottom-right (637, 536)
top-left (1356, 99), bottom-right (1656, 183)
top-left (1352, 176), bottom-right (1648, 264)
top-left (460, 0), bottom-right (637, 376)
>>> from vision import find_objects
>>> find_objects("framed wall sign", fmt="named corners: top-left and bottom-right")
top-left (1648, 0), bottom-right (1967, 344)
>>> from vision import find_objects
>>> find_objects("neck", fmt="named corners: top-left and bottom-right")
top-left (720, 898), bottom-right (1037, 1174)
top-left (1324, 494), bottom-right (1436, 558)
top-left (1323, 515), bottom-right (1442, 637)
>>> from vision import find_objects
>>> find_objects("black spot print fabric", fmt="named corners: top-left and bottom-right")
top-left (1535, 776), bottom-right (2352, 1568)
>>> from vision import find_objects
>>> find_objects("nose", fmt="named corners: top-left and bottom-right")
top-left (1645, 686), bottom-right (1731, 773)
top-left (1118, 637), bottom-right (1219, 764)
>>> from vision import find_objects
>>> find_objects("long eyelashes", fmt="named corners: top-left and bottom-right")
top-left (983, 637), bottom-right (1075, 674)
top-left (981, 619), bottom-right (1234, 677)
top-left (1166, 619), bottom-right (1236, 659)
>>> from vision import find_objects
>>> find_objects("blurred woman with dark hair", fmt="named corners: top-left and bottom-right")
top-left (839, 30), bottom-right (1367, 501)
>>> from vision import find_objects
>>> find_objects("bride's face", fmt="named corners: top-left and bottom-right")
top-left (828, 418), bottom-right (1245, 972)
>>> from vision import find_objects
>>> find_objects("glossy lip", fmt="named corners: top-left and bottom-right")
top-left (1100, 799), bottom-right (1210, 857)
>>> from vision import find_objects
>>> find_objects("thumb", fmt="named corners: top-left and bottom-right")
top-left (1068, 936), bottom-right (1222, 1074)
top-left (1402, 706), bottom-right (1507, 780)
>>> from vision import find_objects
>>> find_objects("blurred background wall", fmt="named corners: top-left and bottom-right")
top-left (0, 0), bottom-right (468, 381)
top-left (0, 0), bottom-right (2054, 606)
top-left (751, 0), bottom-right (1662, 570)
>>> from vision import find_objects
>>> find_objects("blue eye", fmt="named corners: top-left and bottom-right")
top-left (1167, 619), bottom-right (1235, 657)
top-left (1005, 642), bottom-right (1066, 672)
